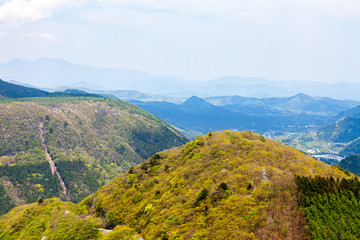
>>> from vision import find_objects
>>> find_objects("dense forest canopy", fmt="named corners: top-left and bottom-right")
top-left (1, 130), bottom-right (351, 239)
top-left (0, 96), bottom-right (187, 215)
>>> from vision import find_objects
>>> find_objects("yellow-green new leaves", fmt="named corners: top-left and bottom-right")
top-left (81, 130), bottom-right (350, 239)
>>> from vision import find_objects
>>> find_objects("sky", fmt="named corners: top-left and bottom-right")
top-left (0, 0), bottom-right (359, 83)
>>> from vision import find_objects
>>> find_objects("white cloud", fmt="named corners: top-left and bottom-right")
top-left (0, 31), bottom-right (11, 37)
top-left (21, 32), bottom-right (57, 41)
top-left (0, 0), bottom-right (83, 26)
top-left (2, 0), bottom-right (358, 27)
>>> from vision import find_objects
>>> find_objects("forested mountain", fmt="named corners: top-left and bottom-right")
top-left (131, 94), bottom-right (353, 138)
top-left (0, 79), bottom-right (49, 98)
top-left (295, 175), bottom-right (360, 239)
top-left (309, 103), bottom-right (360, 156)
top-left (338, 155), bottom-right (360, 176)
top-left (277, 120), bottom-right (360, 160)
top-left (317, 117), bottom-right (360, 143)
top-left (340, 139), bottom-right (360, 156)
top-left (0, 131), bottom-right (352, 239)
top-left (0, 96), bottom-right (187, 215)
top-left (206, 93), bottom-right (358, 115)
top-left (277, 101), bottom-right (360, 159)
top-left (335, 105), bottom-right (360, 120)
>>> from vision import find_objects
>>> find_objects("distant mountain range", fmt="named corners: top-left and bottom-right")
top-left (278, 101), bottom-right (360, 159)
top-left (2, 58), bottom-right (360, 100)
top-left (131, 94), bottom-right (358, 138)
top-left (2, 78), bottom-right (359, 141)
top-left (206, 93), bottom-right (358, 115)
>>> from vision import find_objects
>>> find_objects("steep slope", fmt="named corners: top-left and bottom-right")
top-left (0, 79), bottom-right (49, 98)
top-left (0, 96), bottom-right (187, 215)
top-left (79, 131), bottom-right (348, 239)
top-left (338, 155), bottom-right (360, 176)
top-left (295, 175), bottom-right (360, 239)
top-left (341, 138), bottom-right (360, 156)
top-left (317, 117), bottom-right (360, 143)
top-left (0, 130), bottom-right (353, 239)
top-left (335, 104), bottom-right (360, 120)
top-left (0, 198), bottom-right (101, 240)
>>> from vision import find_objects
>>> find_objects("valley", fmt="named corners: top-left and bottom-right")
top-left (2, 80), bottom-right (360, 239)
top-left (1, 1), bottom-right (360, 238)
top-left (0, 130), bottom-right (357, 239)
top-left (0, 86), bottom-right (187, 214)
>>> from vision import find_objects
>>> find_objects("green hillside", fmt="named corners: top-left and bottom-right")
top-left (0, 79), bottom-right (49, 98)
top-left (340, 138), bottom-right (360, 156)
top-left (0, 130), bottom-right (351, 239)
top-left (277, 115), bottom-right (360, 158)
top-left (296, 175), bottom-right (360, 239)
top-left (0, 96), bottom-right (187, 215)
top-left (338, 154), bottom-right (360, 176)
top-left (0, 198), bottom-right (100, 240)
top-left (317, 117), bottom-right (360, 143)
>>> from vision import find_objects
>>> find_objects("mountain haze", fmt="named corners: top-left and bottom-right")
top-left (206, 93), bottom-right (358, 115)
top-left (2, 58), bottom-right (360, 100)
top-left (132, 94), bottom-right (357, 138)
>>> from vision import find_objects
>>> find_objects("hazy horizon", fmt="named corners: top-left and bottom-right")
top-left (0, 56), bottom-right (359, 85)
top-left (0, 0), bottom-right (359, 84)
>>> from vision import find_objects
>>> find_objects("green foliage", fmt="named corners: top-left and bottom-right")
top-left (218, 182), bottom-right (228, 191)
top-left (78, 130), bottom-right (349, 239)
top-left (338, 154), bottom-right (360, 177)
top-left (196, 189), bottom-right (208, 202)
top-left (341, 138), bottom-right (360, 155)
top-left (0, 161), bottom-right (59, 214)
top-left (102, 225), bottom-right (136, 240)
top-left (144, 203), bottom-right (154, 214)
top-left (0, 198), bottom-right (101, 240)
top-left (1, 130), bottom-right (352, 239)
top-left (0, 79), bottom-right (49, 98)
top-left (318, 117), bottom-right (360, 143)
top-left (0, 97), bottom-right (187, 214)
top-left (296, 175), bottom-right (360, 239)
top-left (335, 164), bottom-right (352, 176)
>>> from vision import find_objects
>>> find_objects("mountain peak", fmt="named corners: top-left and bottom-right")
top-left (292, 93), bottom-right (312, 99)
top-left (183, 95), bottom-right (206, 103)
top-left (180, 96), bottom-right (216, 112)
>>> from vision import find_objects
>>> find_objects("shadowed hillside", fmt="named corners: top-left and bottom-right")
top-left (0, 96), bottom-right (187, 215)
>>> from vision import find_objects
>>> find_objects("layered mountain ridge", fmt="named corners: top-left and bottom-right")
top-left (2, 58), bottom-right (360, 100)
